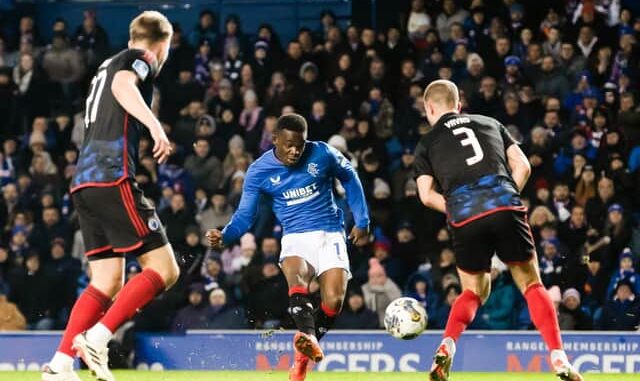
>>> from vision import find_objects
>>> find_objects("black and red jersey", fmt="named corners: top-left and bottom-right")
top-left (414, 112), bottom-right (525, 226)
top-left (71, 48), bottom-right (158, 193)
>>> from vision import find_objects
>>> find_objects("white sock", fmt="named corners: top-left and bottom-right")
top-left (441, 337), bottom-right (457, 357)
top-left (85, 323), bottom-right (113, 349)
top-left (551, 349), bottom-right (569, 367)
top-left (49, 351), bottom-right (74, 372)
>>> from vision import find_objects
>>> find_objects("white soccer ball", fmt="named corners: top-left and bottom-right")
top-left (384, 297), bottom-right (428, 340)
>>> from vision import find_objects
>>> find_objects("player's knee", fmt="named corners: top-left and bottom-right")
top-left (322, 293), bottom-right (344, 313)
top-left (91, 275), bottom-right (123, 298)
top-left (162, 262), bottom-right (180, 288)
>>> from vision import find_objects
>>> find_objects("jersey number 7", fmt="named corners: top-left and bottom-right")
top-left (84, 69), bottom-right (108, 127)
top-left (452, 127), bottom-right (484, 166)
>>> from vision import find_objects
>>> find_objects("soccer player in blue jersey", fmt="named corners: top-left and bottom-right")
top-left (207, 113), bottom-right (370, 381)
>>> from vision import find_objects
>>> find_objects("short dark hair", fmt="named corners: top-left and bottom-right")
top-left (276, 113), bottom-right (307, 134)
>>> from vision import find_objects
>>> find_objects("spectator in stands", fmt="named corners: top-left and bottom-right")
top-left (574, 165), bottom-right (597, 206)
top-left (606, 248), bottom-right (640, 298)
top-left (469, 76), bottom-right (501, 116)
top-left (334, 289), bottom-right (379, 329)
top-left (362, 258), bottom-right (402, 327)
top-left (12, 53), bottom-right (48, 126)
top-left (179, 226), bottom-right (207, 284)
top-left (16, 15), bottom-right (41, 49)
top-left (201, 255), bottom-right (228, 294)
top-left (184, 138), bottom-right (223, 194)
top-left (246, 259), bottom-right (288, 329)
top-left (159, 193), bottom-right (196, 247)
top-left (29, 207), bottom-right (69, 257)
top-left (42, 32), bottom-right (85, 109)
top-left (9, 252), bottom-right (54, 329)
top-left (558, 288), bottom-right (593, 330)
top-left (535, 55), bottom-right (570, 100)
top-left (171, 283), bottom-right (209, 332)
top-left (599, 279), bottom-right (640, 330)
top-left (73, 10), bottom-right (109, 70)
top-left (189, 10), bottom-right (217, 48)
top-left (46, 237), bottom-right (80, 323)
top-left (436, 0), bottom-right (469, 42)
top-left (602, 204), bottom-right (632, 265)
top-left (206, 288), bottom-right (246, 329)
top-left (407, 0), bottom-right (431, 46)
top-left (0, 288), bottom-right (26, 330)
top-left (198, 190), bottom-right (232, 238)
top-left (472, 256), bottom-right (517, 330)
top-left (434, 284), bottom-right (461, 329)
top-left (194, 40), bottom-right (214, 87)
top-left (405, 272), bottom-right (438, 323)
top-left (539, 239), bottom-right (565, 287)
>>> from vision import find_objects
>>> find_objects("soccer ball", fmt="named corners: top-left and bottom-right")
top-left (384, 297), bottom-right (428, 340)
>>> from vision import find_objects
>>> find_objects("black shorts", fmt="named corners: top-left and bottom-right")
top-left (72, 180), bottom-right (168, 261)
top-left (450, 208), bottom-right (535, 273)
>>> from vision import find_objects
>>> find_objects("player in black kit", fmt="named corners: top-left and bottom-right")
top-left (415, 80), bottom-right (583, 381)
top-left (43, 12), bottom-right (178, 381)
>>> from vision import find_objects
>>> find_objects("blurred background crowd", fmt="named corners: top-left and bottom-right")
top-left (0, 0), bottom-right (639, 350)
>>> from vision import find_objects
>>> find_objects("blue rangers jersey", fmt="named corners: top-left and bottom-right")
top-left (221, 141), bottom-right (369, 245)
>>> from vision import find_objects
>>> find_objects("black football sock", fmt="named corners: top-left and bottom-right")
top-left (288, 289), bottom-right (315, 336)
top-left (314, 302), bottom-right (338, 340)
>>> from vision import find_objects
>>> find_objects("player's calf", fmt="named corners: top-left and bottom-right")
top-left (138, 244), bottom-right (180, 289)
top-left (288, 286), bottom-right (316, 335)
top-left (314, 302), bottom-right (339, 341)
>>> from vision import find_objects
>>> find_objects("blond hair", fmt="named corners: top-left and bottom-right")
top-left (423, 79), bottom-right (459, 108)
top-left (129, 11), bottom-right (172, 43)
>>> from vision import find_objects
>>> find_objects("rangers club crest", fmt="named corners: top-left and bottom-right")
top-left (307, 163), bottom-right (319, 177)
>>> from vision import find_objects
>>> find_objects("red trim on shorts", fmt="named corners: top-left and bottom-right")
top-left (85, 245), bottom-right (113, 256)
top-left (288, 286), bottom-right (309, 296)
top-left (119, 183), bottom-right (145, 237)
top-left (113, 241), bottom-right (144, 253)
top-left (449, 206), bottom-right (528, 228)
top-left (70, 176), bottom-right (127, 193)
top-left (125, 181), bottom-right (149, 235)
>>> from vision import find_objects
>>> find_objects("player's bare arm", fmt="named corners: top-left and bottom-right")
top-left (506, 144), bottom-right (531, 192)
top-left (416, 174), bottom-right (446, 213)
top-left (112, 70), bottom-right (172, 164)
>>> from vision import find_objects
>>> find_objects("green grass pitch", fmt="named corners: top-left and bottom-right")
top-left (0, 371), bottom-right (633, 381)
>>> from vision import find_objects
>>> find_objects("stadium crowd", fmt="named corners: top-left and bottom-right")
top-left (0, 0), bottom-right (639, 345)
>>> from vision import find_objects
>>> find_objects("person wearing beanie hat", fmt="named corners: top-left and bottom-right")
top-left (417, 79), bottom-right (583, 380)
top-left (362, 258), bottom-right (402, 327)
top-left (373, 178), bottom-right (391, 199)
top-left (333, 286), bottom-right (379, 329)
top-left (171, 282), bottom-right (209, 332)
top-left (558, 288), bottom-right (592, 330)
top-left (606, 248), bottom-right (640, 298)
top-left (207, 112), bottom-right (370, 379)
top-left (600, 278), bottom-right (640, 330)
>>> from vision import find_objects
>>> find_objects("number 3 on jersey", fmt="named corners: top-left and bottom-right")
top-left (84, 69), bottom-right (108, 127)
top-left (452, 127), bottom-right (484, 166)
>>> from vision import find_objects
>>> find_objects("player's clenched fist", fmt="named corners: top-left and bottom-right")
top-left (206, 229), bottom-right (224, 249)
